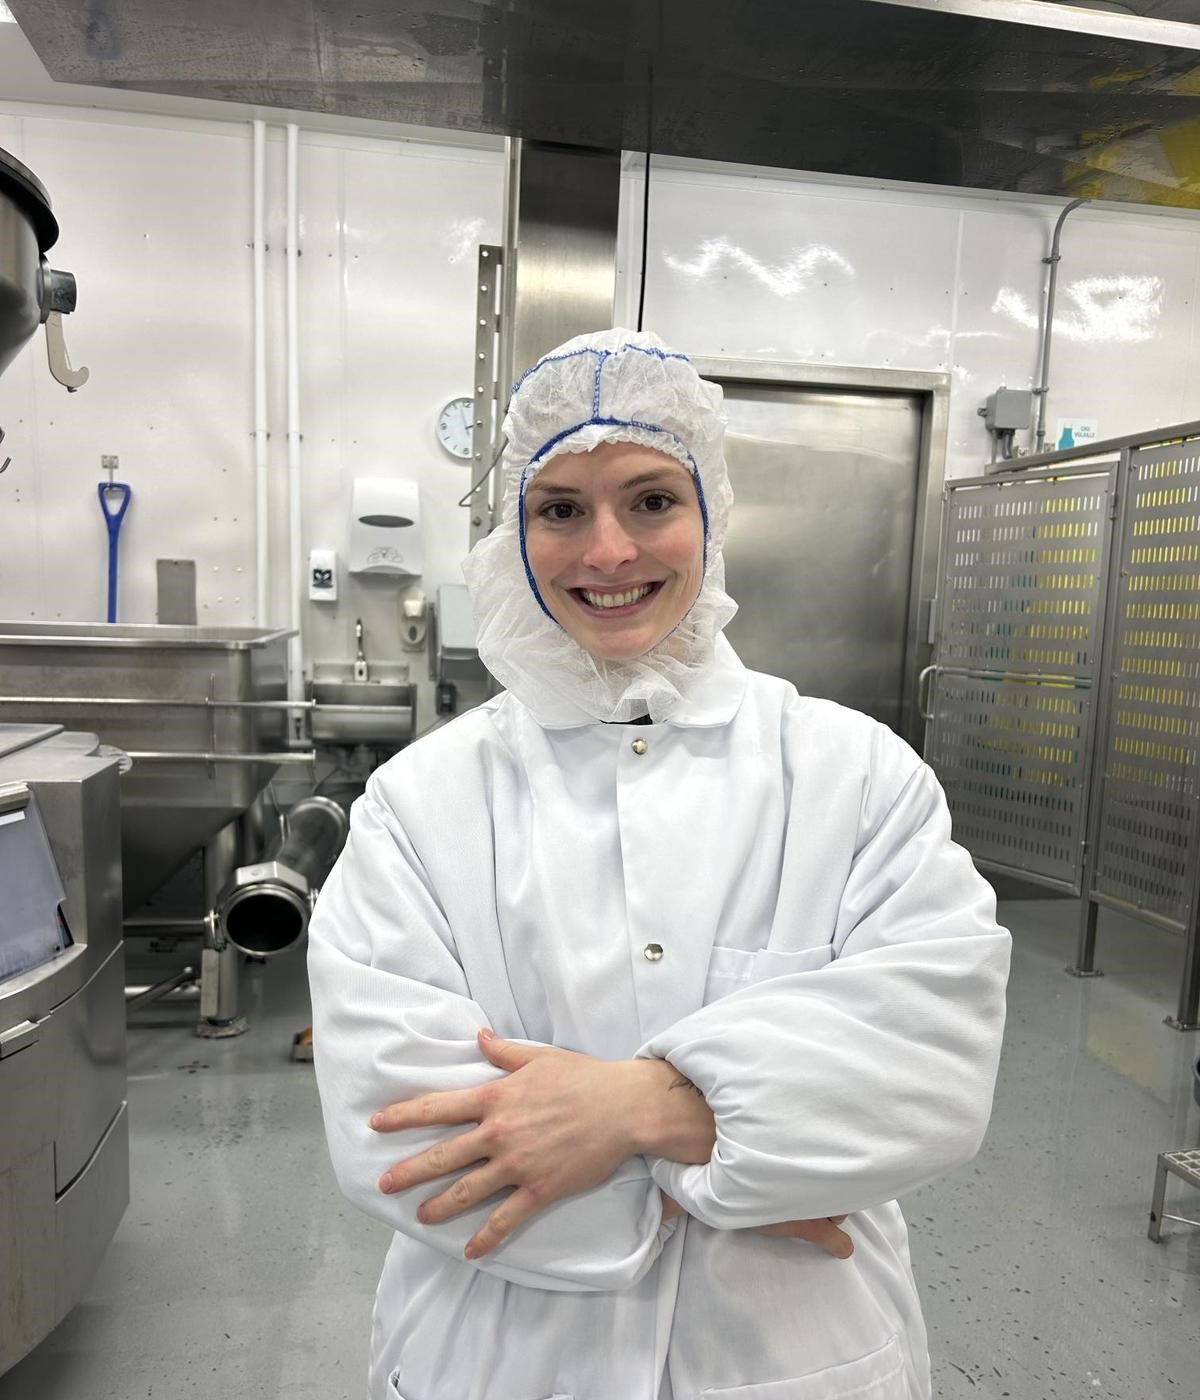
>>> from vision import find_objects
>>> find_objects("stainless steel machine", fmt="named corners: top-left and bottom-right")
top-left (0, 621), bottom-right (295, 914)
top-left (0, 144), bottom-right (127, 1381)
top-left (0, 723), bottom-right (127, 1377)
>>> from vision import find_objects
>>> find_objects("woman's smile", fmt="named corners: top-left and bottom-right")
top-left (573, 581), bottom-right (662, 612)
top-left (523, 442), bottom-right (704, 662)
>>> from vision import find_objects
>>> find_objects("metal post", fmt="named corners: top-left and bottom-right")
top-left (197, 818), bottom-right (247, 1038)
top-left (1148, 1154), bottom-right (1168, 1242)
top-left (1172, 910), bottom-right (1200, 1032)
top-left (1167, 788), bottom-right (1200, 1031)
top-left (1068, 451), bottom-right (1127, 978)
top-left (1070, 899), bottom-right (1102, 979)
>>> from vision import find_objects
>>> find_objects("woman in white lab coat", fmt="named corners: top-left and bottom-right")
top-left (308, 329), bottom-right (1011, 1400)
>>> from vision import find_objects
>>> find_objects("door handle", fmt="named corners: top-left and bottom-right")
top-left (917, 665), bottom-right (939, 722)
top-left (0, 1019), bottom-right (41, 1059)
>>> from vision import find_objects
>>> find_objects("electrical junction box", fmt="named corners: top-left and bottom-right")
top-left (984, 389), bottom-right (1034, 432)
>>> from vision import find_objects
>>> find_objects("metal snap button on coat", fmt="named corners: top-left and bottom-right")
top-left (631, 738), bottom-right (648, 755)
top-left (644, 943), bottom-right (664, 961)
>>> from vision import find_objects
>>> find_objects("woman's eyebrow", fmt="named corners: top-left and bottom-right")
top-left (526, 480), bottom-right (580, 496)
top-left (620, 470), bottom-right (682, 490)
top-left (527, 469), bottom-right (684, 497)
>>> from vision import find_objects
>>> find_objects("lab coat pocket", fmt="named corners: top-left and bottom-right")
top-left (703, 943), bottom-right (834, 1004)
top-left (699, 1334), bottom-right (904, 1399)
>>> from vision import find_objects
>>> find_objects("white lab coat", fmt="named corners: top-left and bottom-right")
top-left (308, 639), bottom-right (1010, 1400)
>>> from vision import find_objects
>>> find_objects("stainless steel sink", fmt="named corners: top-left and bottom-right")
top-left (310, 677), bottom-right (415, 746)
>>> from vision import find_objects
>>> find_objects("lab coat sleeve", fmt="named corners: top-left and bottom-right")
top-left (638, 733), bottom-right (1011, 1229)
top-left (308, 777), bottom-right (669, 1293)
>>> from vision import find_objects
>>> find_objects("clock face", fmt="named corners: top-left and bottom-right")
top-left (436, 396), bottom-right (475, 460)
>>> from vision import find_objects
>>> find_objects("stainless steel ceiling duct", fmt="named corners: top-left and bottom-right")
top-left (11, 0), bottom-right (1200, 206)
top-left (502, 141), bottom-right (621, 401)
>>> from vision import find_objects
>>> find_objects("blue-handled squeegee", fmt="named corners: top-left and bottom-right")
top-left (97, 463), bottom-right (132, 624)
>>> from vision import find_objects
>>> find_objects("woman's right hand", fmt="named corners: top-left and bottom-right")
top-left (660, 1193), bottom-right (853, 1258)
top-left (755, 1214), bottom-right (854, 1258)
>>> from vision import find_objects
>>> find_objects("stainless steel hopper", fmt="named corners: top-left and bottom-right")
top-left (0, 622), bottom-right (298, 913)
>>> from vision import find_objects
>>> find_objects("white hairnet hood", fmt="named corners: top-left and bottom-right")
top-left (461, 328), bottom-right (738, 725)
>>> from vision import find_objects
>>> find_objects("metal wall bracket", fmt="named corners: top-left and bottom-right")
top-left (465, 243), bottom-right (504, 552)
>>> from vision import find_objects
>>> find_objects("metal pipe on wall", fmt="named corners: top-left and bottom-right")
top-left (1034, 197), bottom-right (1089, 454)
top-left (252, 120), bottom-right (269, 626)
top-left (285, 123), bottom-right (305, 729)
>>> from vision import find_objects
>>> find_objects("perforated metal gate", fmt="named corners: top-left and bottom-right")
top-left (928, 437), bottom-right (1200, 1029)
top-left (1088, 443), bottom-right (1200, 928)
top-left (924, 465), bottom-right (1116, 893)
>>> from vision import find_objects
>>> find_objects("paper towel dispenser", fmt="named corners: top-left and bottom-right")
top-left (348, 477), bottom-right (422, 577)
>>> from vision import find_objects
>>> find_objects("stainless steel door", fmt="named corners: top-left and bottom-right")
top-left (717, 383), bottom-right (924, 734)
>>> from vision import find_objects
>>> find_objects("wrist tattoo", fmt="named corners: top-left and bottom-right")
top-left (669, 1074), bottom-right (705, 1098)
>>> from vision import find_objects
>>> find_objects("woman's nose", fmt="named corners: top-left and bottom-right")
top-left (580, 510), bottom-right (637, 572)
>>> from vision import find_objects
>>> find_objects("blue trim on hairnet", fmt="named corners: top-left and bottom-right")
top-left (509, 342), bottom-right (692, 401)
top-left (516, 415), bottom-right (712, 624)
top-left (592, 350), bottom-right (609, 417)
top-left (620, 343), bottom-right (690, 364)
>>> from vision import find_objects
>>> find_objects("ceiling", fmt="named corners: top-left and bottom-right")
top-left (10, 0), bottom-right (1200, 207)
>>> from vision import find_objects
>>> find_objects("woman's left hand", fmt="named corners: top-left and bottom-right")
top-left (370, 1029), bottom-right (695, 1259)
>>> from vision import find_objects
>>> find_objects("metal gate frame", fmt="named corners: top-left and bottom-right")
top-left (922, 459), bottom-right (1118, 896)
top-left (1075, 437), bottom-right (1200, 1031)
top-left (928, 419), bottom-right (1200, 1032)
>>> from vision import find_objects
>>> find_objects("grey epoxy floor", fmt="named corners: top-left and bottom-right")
top-left (0, 901), bottom-right (1197, 1400)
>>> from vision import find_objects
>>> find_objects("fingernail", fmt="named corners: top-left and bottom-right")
top-left (378, 1172), bottom-right (393, 1193)
top-left (464, 1243), bottom-right (480, 1259)
top-left (369, 1112), bottom-right (383, 1130)
top-left (479, 1027), bottom-right (496, 1042)
top-left (416, 1203), bottom-right (429, 1224)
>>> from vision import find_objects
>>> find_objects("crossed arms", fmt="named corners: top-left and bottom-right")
top-left (307, 759), bottom-right (1009, 1292)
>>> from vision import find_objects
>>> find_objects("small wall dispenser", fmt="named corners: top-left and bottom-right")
top-left (347, 477), bottom-right (422, 577)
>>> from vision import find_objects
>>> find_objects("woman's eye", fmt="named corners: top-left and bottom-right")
top-left (638, 493), bottom-right (674, 513)
top-left (540, 501), bottom-right (578, 522)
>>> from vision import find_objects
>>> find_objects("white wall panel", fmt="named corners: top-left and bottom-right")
top-left (4, 104), bottom-right (1200, 697)
top-left (620, 161), bottom-right (1200, 479)
top-left (0, 113), bottom-right (255, 623)
top-left (296, 136), bottom-right (502, 685)
top-left (945, 203), bottom-right (1048, 466)
top-left (629, 168), bottom-right (962, 372)
top-left (0, 107), bottom-right (503, 735)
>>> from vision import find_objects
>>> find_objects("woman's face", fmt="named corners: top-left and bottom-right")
top-left (522, 440), bottom-right (705, 662)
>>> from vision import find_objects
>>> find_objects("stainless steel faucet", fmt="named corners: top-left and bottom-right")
top-left (353, 618), bottom-right (368, 682)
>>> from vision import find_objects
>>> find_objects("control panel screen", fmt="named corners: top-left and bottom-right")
top-left (0, 790), bottom-right (71, 984)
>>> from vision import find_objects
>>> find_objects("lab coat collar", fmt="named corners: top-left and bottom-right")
top-left (526, 635), bottom-right (748, 730)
